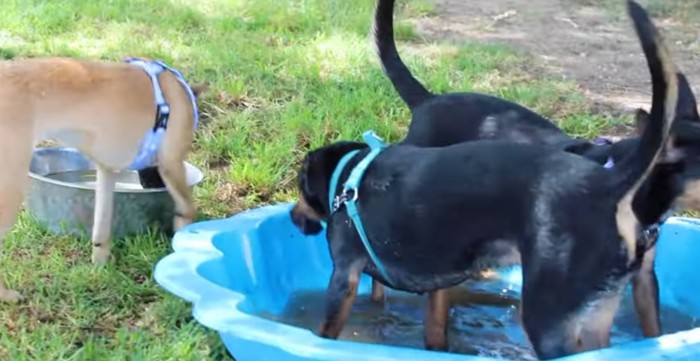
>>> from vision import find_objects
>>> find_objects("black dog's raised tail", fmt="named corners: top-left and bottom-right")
top-left (373, 0), bottom-right (432, 109)
top-left (608, 0), bottom-right (679, 197)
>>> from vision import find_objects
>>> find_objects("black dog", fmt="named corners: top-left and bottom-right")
top-left (373, 0), bottom-right (700, 338)
top-left (291, 2), bottom-right (693, 359)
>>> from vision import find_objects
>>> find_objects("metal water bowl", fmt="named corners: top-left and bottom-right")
top-left (26, 147), bottom-right (204, 238)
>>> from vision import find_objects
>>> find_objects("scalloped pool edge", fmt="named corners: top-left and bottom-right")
top-left (154, 203), bottom-right (700, 361)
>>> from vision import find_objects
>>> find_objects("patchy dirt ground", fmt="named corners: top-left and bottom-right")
top-left (414, 0), bottom-right (700, 117)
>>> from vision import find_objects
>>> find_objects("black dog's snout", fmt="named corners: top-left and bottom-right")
top-left (290, 209), bottom-right (324, 235)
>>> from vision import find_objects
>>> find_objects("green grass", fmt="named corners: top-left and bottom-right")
top-left (0, 0), bottom-right (621, 359)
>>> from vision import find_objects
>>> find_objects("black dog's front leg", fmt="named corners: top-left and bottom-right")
top-left (424, 289), bottom-right (450, 351)
top-left (632, 248), bottom-right (661, 337)
top-left (318, 261), bottom-right (363, 339)
top-left (370, 280), bottom-right (385, 304)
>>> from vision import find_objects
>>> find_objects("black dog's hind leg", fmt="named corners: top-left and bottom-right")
top-left (370, 280), bottom-right (385, 304)
top-left (318, 261), bottom-right (363, 339)
top-left (632, 247), bottom-right (661, 337)
top-left (137, 166), bottom-right (166, 188)
top-left (424, 289), bottom-right (450, 351)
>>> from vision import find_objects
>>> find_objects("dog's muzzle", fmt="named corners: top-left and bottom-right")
top-left (290, 205), bottom-right (324, 235)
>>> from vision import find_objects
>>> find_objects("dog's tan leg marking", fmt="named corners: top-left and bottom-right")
top-left (318, 268), bottom-right (361, 339)
top-left (370, 280), bottom-right (385, 304)
top-left (632, 246), bottom-right (661, 337)
top-left (424, 289), bottom-right (450, 351)
top-left (91, 165), bottom-right (116, 264)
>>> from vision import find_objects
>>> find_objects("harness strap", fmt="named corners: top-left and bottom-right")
top-left (124, 58), bottom-right (171, 130)
top-left (328, 150), bottom-right (360, 212)
top-left (342, 147), bottom-right (394, 286)
top-left (629, 212), bottom-right (670, 271)
top-left (123, 57), bottom-right (199, 170)
top-left (322, 131), bottom-right (393, 286)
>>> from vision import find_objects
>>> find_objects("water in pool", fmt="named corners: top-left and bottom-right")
top-left (44, 170), bottom-right (145, 190)
top-left (258, 274), bottom-right (699, 360)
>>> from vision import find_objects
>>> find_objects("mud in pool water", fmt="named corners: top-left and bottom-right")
top-left (258, 276), bottom-right (699, 360)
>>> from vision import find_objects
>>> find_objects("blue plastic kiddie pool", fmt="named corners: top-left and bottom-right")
top-left (154, 203), bottom-right (700, 361)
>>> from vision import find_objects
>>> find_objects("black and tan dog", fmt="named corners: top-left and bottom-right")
top-left (290, 2), bottom-right (694, 359)
top-left (372, 0), bottom-right (700, 339)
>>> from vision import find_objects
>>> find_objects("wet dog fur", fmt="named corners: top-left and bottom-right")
top-left (290, 2), bottom-right (698, 359)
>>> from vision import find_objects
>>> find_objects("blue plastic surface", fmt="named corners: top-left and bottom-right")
top-left (154, 203), bottom-right (700, 361)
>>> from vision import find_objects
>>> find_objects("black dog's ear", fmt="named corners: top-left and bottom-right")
top-left (634, 108), bottom-right (650, 135)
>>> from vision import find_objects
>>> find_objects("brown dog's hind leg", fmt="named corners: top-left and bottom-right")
top-left (632, 247), bottom-right (661, 337)
top-left (158, 159), bottom-right (194, 231)
top-left (424, 289), bottom-right (450, 351)
top-left (157, 132), bottom-right (195, 231)
top-left (91, 165), bottom-right (116, 264)
top-left (318, 264), bottom-right (362, 339)
top-left (370, 279), bottom-right (385, 304)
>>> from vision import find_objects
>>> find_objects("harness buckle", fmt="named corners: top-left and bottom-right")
top-left (332, 188), bottom-right (358, 213)
top-left (155, 103), bottom-right (171, 130)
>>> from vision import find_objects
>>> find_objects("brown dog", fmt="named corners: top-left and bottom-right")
top-left (0, 57), bottom-right (207, 302)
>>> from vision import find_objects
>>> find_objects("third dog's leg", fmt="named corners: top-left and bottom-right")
top-left (91, 165), bottom-right (116, 264)
top-left (318, 264), bottom-right (362, 339)
top-left (424, 289), bottom-right (450, 350)
top-left (370, 280), bottom-right (385, 304)
top-left (632, 247), bottom-right (661, 337)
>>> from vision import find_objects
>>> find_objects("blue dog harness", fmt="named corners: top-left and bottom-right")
top-left (326, 131), bottom-right (394, 286)
top-left (124, 57), bottom-right (199, 170)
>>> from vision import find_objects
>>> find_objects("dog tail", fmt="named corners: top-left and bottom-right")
top-left (608, 0), bottom-right (679, 197)
top-left (373, 0), bottom-right (433, 109)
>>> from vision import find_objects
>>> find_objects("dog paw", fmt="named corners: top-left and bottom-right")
top-left (0, 289), bottom-right (25, 303)
top-left (174, 215), bottom-right (193, 231)
top-left (91, 250), bottom-right (111, 265)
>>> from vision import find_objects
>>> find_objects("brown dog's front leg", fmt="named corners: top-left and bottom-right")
top-left (632, 247), bottom-right (661, 337)
top-left (91, 165), bottom-right (116, 264)
top-left (424, 289), bottom-right (450, 351)
top-left (370, 279), bottom-right (385, 304)
top-left (318, 265), bottom-right (362, 339)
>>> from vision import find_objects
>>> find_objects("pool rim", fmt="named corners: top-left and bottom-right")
top-left (28, 147), bottom-right (204, 194)
top-left (153, 203), bottom-right (700, 361)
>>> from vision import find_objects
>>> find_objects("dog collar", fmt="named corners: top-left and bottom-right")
top-left (629, 211), bottom-right (670, 271)
top-left (323, 131), bottom-right (394, 286)
top-left (123, 58), bottom-right (199, 170)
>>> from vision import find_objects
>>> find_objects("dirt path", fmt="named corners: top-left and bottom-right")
top-left (414, 0), bottom-right (700, 117)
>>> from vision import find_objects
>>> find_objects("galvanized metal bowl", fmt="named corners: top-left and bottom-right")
top-left (26, 147), bottom-right (204, 238)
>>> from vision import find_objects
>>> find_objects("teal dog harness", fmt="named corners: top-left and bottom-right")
top-left (124, 58), bottom-right (199, 170)
top-left (326, 131), bottom-right (394, 286)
